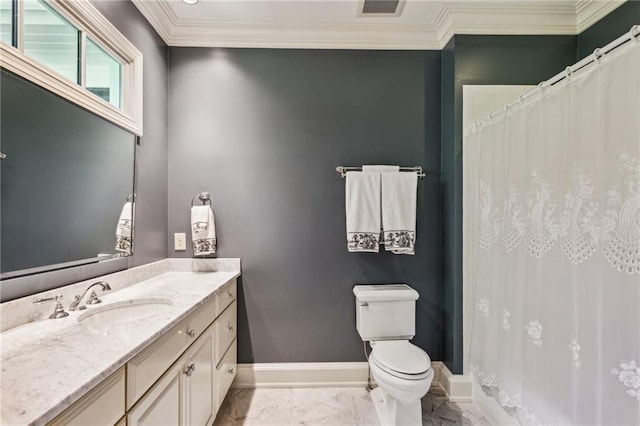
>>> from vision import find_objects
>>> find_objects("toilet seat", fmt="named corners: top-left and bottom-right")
top-left (371, 341), bottom-right (431, 380)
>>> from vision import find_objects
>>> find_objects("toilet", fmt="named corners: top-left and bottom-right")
top-left (353, 284), bottom-right (433, 426)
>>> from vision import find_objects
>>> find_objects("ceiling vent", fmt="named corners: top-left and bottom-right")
top-left (359, 0), bottom-right (405, 16)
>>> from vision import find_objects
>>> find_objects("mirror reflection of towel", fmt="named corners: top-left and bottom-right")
top-left (191, 205), bottom-right (216, 256)
top-left (116, 201), bottom-right (133, 253)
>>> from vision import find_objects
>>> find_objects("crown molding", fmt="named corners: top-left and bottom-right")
top-left (131, 0), bottom-right (174, 44)
top-left (575, 0), bottom-right (626, 34)
top-left (167, 21), bottom-right (443, 50)
top-left (131, 0), bottom-right (628, 50)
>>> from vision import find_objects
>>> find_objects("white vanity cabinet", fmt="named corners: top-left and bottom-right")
top-left (130, 302), bottom-right (237, 426)
top-left (128, 323), bottom-right (215, 426)
top-left (48, 278), bottom-right (238, 426)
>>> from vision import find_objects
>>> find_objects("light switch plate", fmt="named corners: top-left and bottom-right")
top-left (174, 233), bottom-right (186, 251)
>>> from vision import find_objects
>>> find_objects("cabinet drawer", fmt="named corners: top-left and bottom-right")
top-left (49, 367), bottom-right (125, 426)
top-left (214, 300), bottom-right (237, 365)
top-left (127, 297), bottom-right (216, 409)
top-left (216, 339), bottom-right (237, 411)
top-left (215, 279), bottom-right (237, 317)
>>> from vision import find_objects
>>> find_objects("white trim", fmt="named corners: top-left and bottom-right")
top-left (1, 1), bottom-right (143, 136)
top-left (230, 361), bottom-right (470, 402)
top-left (131, 0), bottom-right (624, 50)
top-left (436, 362), bottom-right (473, 403)
top-left (16, 0), bottom-right (24, 51)
top-left (576, 0), bottom-right (626, 34)
top-left (232, 362), bottom-right (371, 389)
top-left (130, 0), bottom-right (175, 44)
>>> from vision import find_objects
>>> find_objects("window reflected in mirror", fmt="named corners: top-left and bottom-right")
top-left (86, 37), bottom-right (122, 108)
top-left (0, 0), bottom-right (12, 45)
top-left (24, 0), bottom-right (79, 83)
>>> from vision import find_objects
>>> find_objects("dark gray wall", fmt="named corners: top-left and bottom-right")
top-left (439, 37), bottom-right (457, 374)
top-left (92, 0), bottom-right (169, 268)
top-left (168, 48), bottom-right (442, 363)
top-left (440, 35), bottom-right (576, 373)
top-left (577, 1), bottom-right (640, 60)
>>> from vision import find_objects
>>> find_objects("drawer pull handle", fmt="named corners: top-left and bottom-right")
top-left (228, 324), bottom-right (235, 331)
top-left (228, 367), bottom-right (235, 374)
top-left (184, 363), bottom-right (196, 377)
top-left (228, 291), bottom-right (235, 299)
top-left (187, 329), bottom-right (196, 338)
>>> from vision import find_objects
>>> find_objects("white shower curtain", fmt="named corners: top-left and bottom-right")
top-left (468, 36), bottom-right (640, 425)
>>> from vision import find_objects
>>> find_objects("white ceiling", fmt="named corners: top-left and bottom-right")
top-left (131, 0), bottom-right (626, 50)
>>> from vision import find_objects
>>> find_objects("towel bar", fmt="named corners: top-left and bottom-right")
top-left (335, 166), bottom-right (426, 179)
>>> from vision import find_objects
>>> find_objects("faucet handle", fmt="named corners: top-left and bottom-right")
top-left (33, 295), bottom-right (69, 319)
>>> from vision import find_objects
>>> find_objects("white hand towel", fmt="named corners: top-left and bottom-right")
top-left (362, 165), bottom-right (400, 173)
top-left (346, 171), bottom-right (381, 252)
top-left (191, 205), bottom-right (216, 256)
top-left (115, 201), bottom-right (133, 253)
top-left (382, 172), bottom-right (417, 255)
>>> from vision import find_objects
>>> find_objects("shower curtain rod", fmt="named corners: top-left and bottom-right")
top-left (473, 24), bottom-right (640, 129)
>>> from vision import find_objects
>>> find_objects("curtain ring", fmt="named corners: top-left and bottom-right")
top-left (565, 66), bottom-right (573, 79)
top-left (538, 81), bottom-right (547, 94)
top-left (631, 25), bottom-right (639, 42)
top-left (593, 48), bottom-right (603, 64)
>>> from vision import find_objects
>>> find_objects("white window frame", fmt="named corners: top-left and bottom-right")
top-left (0, 0), bottom-right (143, 136)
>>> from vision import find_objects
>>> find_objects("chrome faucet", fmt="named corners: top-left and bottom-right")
top-left (69, 281), bottom-right (112, 311)
top-left (33, 295), bottom-right (69, 319)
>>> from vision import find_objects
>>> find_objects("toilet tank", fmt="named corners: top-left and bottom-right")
top-left (353, 284), bottom-right (419, 341)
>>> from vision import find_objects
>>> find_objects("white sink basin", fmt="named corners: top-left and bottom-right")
top-left (77, 297), bottom-right (173, 334)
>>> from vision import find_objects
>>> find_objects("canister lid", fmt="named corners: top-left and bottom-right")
top-left (353, 284), bottom-right (419, 302)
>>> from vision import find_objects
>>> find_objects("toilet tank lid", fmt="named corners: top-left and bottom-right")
top-left (353, 284), bottom-right (419, 302)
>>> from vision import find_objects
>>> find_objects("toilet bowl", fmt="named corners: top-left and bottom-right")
top-left (368, 340), bottom-right (433, 425)
top-left (353, 284), bottom-right (432, 426)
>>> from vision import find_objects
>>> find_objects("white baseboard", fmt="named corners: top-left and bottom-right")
top-left (232, 361), bottom-right (473, 403)
top-left (435, 362), bottom-right (473, 403)
top-left (232, 362), bottom-right (370, 388)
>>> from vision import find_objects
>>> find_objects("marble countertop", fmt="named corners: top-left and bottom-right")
top-left (0, 269), bottom-right (240, 426)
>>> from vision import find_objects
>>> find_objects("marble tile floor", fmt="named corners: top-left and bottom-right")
top-left (214, 387), bottom-right (490, 426)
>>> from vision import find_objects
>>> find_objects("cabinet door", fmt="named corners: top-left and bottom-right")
top-left (128, 363), bottom-right (181, 426)
top-left (183, 326), bottom-right (214, 426)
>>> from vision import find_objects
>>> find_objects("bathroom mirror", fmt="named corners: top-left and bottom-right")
top-left (0, 69), bottom-right (136, 279)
